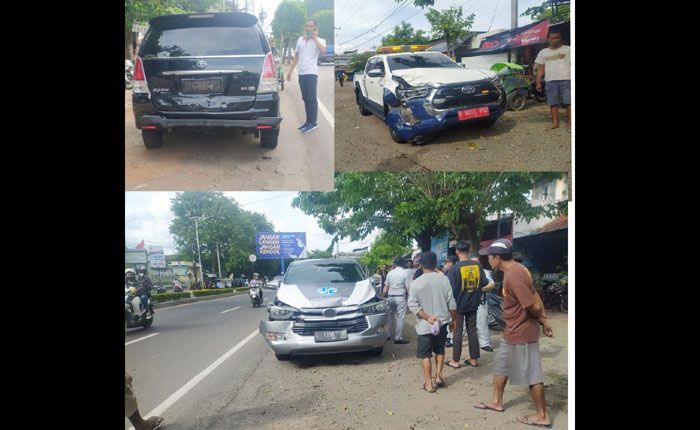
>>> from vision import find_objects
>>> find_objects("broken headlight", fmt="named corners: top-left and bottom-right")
top-left (269, 301), bottom-right (299, 320)
top-left (396, 86), bottom-right (432, 100)
top-left (359, 299), bottom-right (388, 315)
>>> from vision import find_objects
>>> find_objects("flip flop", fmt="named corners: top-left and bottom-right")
top-left (422, 382), bottom-right (437, 393)
top-left (516, 415), bottom-right (552, 427)
top-left (473, 402), bottom-right (504, 412)
top-left (434, 378), bottom-right (447, 387)
top-left (446, 361), bottom-right (461, 369)
top-left (463, 360), bottom-right (479, 367)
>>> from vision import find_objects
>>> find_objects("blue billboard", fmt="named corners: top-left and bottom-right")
top-left (255, 232), bottom-right (308, 259)
top-left (430, 231), bottom-right (449, 264)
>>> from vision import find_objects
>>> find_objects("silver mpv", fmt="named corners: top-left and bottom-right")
top-left (259, 259), bottom-right (389, 360)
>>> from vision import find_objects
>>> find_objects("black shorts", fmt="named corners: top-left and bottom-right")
top-left (416, 324), bottom-right (448, 358)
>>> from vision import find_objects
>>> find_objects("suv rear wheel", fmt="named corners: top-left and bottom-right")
top-left (357, 91), bottom-right (372, 116)
top-left (260, 129), bottom-right (279, 148)
top-left (142, 130), bottom-right (163, 149)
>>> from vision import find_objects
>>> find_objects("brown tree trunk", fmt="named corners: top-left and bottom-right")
top-left (125, 26), bottom-right (133, 60)
top-left (415, 230), bottom-right (432, 252)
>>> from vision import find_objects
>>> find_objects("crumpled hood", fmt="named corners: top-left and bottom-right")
top-left (277, 279), bottom-right (375, 308)
top-left (392, 67), bottom-right (496, 87)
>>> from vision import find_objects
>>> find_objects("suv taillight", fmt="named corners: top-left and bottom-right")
top-left (258, 52), bottom-right (278, 93)
top-left (133, 57), bottom-right (149, 95)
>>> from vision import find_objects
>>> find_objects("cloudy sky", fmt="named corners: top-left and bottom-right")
top-left (335, 0), bottom-right (542, 53)
top-left (125, 192), bottom-right (381, 255)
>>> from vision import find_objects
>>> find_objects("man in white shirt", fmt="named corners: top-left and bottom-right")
top-left (382, 257), bottom-right (410, 344)
top-left (534, 29), bottom-right (571, 130)
top-left (286, 19), bottom-right (326, 134)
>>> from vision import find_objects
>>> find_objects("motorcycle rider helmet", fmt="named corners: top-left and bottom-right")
top-left (253, 273), bottom-right (260, 279)
top-left (125, 268), bottom-right (136, 279)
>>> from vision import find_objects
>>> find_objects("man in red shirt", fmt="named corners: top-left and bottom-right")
top-left (473, 239), bottom-right (554, 428)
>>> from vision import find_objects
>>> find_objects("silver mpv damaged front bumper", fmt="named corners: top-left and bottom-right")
top-left (259, 313), bottom-right (389, 356)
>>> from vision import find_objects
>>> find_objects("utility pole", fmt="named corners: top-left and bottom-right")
top-left (509, 0), bottom-right (518, 62)
top-left (192, 216), bottom-right (203, 287)
top-left (216, 243), bottom-right (222, 278)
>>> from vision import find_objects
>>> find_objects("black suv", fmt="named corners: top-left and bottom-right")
top-left (132, 13), bottom-right (282, 149)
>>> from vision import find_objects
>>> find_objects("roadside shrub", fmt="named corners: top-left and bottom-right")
top-left (233, 286), bottom-right (250, 292)
top-left (191, 288), bottom-right (234, 298)
top-left (151, 292), bottom-right (191, 303)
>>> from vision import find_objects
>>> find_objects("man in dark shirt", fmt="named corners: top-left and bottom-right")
top-left (446, 240), bottom-right (491, 369)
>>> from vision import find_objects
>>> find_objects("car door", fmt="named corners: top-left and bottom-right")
top-left (366, 58), bottom-right (387, 109)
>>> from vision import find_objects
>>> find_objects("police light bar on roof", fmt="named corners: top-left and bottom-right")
top-left (376, 44), bottom-right (430, 54)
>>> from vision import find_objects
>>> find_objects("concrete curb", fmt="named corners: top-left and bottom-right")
top-left (153, 291), bottom-right (246, 309)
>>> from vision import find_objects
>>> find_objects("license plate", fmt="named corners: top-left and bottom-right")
top-left (181, 77), bottom-right (224, 94)
top-left (458, 106), bottom-right (490, 121)
top-left (314, 329), bottom-right (348, 342)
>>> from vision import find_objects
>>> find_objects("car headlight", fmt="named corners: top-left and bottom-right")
top-left (359, 299), bottom-right (388, 315)
top-left (269, 305), bottom-right (298, 320)
top-left (396, 86), bottom-right (432, 100)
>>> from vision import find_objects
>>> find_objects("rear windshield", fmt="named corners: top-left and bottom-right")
top-left (388, 54), bottom-right (460, 71)
top-left (284, 262), bottom-right (365, 284)
top-left (141, 26), bottom-right (267, 58)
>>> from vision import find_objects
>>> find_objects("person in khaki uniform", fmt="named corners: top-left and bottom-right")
top-left (126, 369), bottom-right (164, 429)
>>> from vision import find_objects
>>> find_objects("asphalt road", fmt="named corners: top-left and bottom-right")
top-left (125, 66), bottom-right (334, 192)
top-left (124, 291), bottom-right (274, 429)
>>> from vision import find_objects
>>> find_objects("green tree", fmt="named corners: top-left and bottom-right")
top-left (380, 21), bottom-right (429, 46)
top-left (169, 192), bottom-right (277, 279)
top-left (125, 1), bottom-right (223, 59)
top-left (359, 232), bottom-right (411, 274)
top-left (394, 0), bottom-right (435, 7)
top-left (271, 0), bottom-right (307, 63)
top-left (293, 172), bottom-right (565, 252)
top-left (312, 9), bottom-right (334, 45)
top-left (425, 6), bottom-right (474, 58)
top-left (349, 51), bottom-right (374, 71)
top-left (304, 0), bottom-right (333, 17)
top-left (521, 1), bottom-right (570, 23)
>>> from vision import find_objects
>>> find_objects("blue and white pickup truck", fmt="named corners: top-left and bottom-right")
top-left (354, 50), bottom-right (507, 144)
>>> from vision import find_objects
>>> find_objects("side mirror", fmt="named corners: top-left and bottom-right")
top-left (367, 68), bottom-right (384, 78)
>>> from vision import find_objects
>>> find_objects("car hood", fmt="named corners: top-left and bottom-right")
top-left (276, 279), bottom-right (375, 308)
top-left (392, 67), bottom-right (496, 87)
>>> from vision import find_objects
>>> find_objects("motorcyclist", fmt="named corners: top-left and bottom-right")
top-left (125, 269), bottom-right (141, 318)
top-left (135, 266), bottom-right (153, 316)
top-left (250, 273), bottom-right (263, 300)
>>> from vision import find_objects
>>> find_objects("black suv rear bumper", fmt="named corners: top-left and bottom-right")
top-left (137, 115), bottom-right (282, 130)
top-left (132, 92), bottom-right (282, 131)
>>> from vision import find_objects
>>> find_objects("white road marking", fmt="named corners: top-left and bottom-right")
top-left (220, 306), bottom-right (241, 314)
top-left (127, 329), bottom-right (259, 430)
top-left (292, 69), bottom-right (334, 128)
top-left (156, 294), bottom-right (240, 311)
top-left (125, 333), bottom-right (159, 346)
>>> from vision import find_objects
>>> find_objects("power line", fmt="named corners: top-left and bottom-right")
top-left (338, 0), bottom-right (410, 46)
top-left (487, 0), bottom-right (502, 31)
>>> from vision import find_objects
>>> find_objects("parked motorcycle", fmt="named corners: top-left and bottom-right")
top-left (486, 290), bottom-right (505, 331)
top-left (125, 287), bottom-right (154, 328)
top-left (541, 273), bottom-right (568, 314)
top-left (125, 59), bottom-right (134, 90)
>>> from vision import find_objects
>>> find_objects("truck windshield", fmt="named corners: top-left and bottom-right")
top-left (388, 54), bottom-right (460, 71)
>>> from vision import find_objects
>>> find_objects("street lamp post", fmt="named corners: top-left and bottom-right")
top-left (193, 216), bottom-right (203, 287)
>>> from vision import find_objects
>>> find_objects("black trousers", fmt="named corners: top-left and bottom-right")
top-left (452, 310), bottom-right (480, 362)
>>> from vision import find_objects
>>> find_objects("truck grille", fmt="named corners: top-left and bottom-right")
top-left (431, 79), bottom-right (501, 110)
top-left (292, 316), bottom-right (369, 336)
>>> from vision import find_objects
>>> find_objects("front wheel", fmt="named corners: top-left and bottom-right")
top-left (509, 93), bottom-right (526, 110)
top-left (142, 311), bottom-right (154, 328)
top-left (260, 129), bottom-right (279, 149)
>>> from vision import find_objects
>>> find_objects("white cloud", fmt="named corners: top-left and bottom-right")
top-left (335, 0), bottom-right (541, 53)
top-left (125, 192), bottom-right (382, 255)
